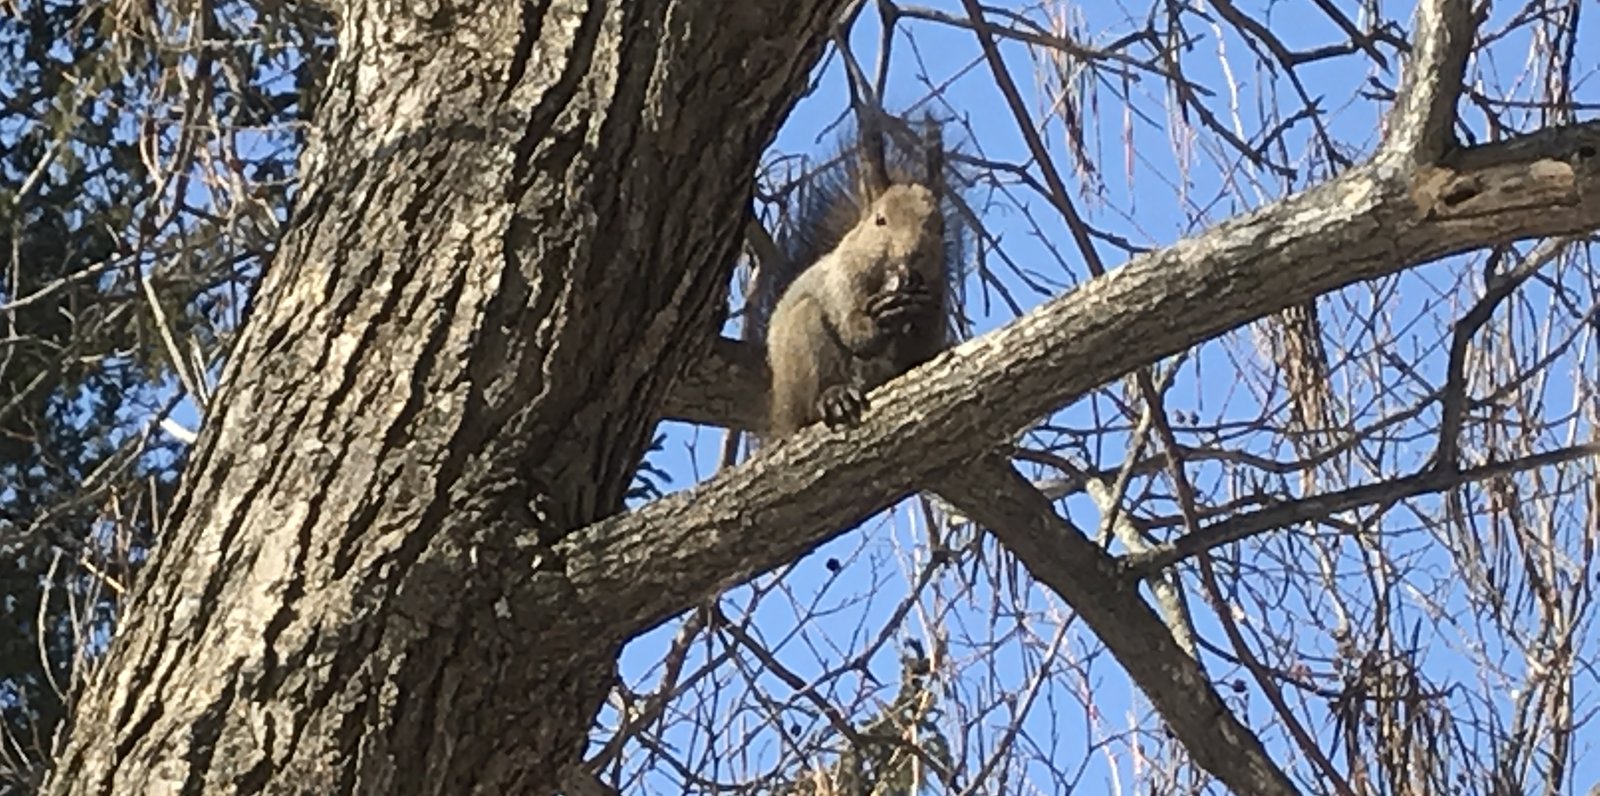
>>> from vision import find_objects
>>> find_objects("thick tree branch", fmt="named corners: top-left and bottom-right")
top-left (1379, 0), bottom-right (1479, 166)
top-left (43, 0), bottom-right (862, 791)
top-left (585, 120), bottom-right (1600, 631)
top-left (662, 336), bottom-right (768, 430)
top-left (617, 8), bottom-right (1594, 794)
top-left (671, 133), bottom-right (1600, 436)
top-left (597, 118), bottom-right (1600, 796)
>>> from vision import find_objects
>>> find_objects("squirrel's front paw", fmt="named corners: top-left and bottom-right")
top-left (867, 276), bottom-right (936, 335)
top-left (818, 384), bottom-right (867, 428)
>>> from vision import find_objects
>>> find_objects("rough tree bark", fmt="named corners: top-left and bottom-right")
top-left (43, 1), bottom-right (852, 793)
top-left (42, 0), bottom-right (1600, 795)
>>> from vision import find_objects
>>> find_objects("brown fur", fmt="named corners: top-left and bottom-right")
top-left (765, 182), bottom-right (948, 437)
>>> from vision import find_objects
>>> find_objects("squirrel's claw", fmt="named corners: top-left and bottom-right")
top-left (818, 384), bottom-right (868, 428)
top-left (867, 284), bottom-right (937, 335)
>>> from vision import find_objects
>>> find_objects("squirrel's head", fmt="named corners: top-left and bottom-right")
top-left (865, 183), bottom-right (943, 257)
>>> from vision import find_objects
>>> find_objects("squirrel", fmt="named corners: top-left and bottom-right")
top-left (756, 114), bottom-right (963, 438)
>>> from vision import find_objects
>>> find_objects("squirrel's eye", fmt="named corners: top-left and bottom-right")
top-left (875, 214), bottom-right (888, 226)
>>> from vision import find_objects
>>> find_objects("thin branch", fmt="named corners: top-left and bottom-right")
top-left (1124, 442), bottom-right (1600, 577)
top-left (1434, 237), bottom-right (1572, 470)
top-left (958, 0), bottom-right (1109, 276)
top-left (933, 456), bottom-right (1301, 796)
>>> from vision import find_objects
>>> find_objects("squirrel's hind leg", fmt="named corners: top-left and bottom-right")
top-left (767, 293), bottom-right (850, 436)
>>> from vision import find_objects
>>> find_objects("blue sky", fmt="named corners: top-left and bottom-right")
top-left (609, 2), bottom-right (1600, 794)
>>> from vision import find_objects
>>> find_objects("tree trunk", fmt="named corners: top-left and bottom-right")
top-left (43, 0), bottom-right (1600, 792)
top-left (43, 2), bottom-right (843, 792)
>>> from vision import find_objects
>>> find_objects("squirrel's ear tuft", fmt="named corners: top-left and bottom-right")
top-left (855, 109), bottom-right (890, 202)
top-left (921, 115), bottom-right (945, 197)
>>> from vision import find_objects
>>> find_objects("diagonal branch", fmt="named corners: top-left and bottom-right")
top-left (584, 117), bottom-right (1600, 637)
top-left (932, 457), bottom-right (1302, 796)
